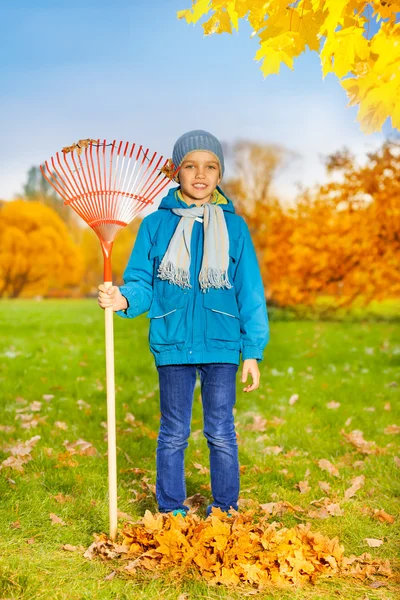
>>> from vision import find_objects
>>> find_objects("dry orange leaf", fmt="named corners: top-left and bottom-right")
top-left (341, 429), bottom-right (381, 455)
top-left (49, 513), bottom-right (66, 526)
top-left (296, 480), bottom-right (311, 494)
top-left (383, 424), bottom-right (400, 435)
top-left (193, 462), bottom-right (210, 475)
top-left (372, 509), bottom-right (395, 524)
top-left (344, 474), bottom-right (365, 500)
top-left (62, 139), bottom-right (99, 155)
top-left (62, 544), bottom-right (85, 552)
top-left (318, 458), bottom-right (340, 477)
top-left (83, 509), bottom-right (393, 588)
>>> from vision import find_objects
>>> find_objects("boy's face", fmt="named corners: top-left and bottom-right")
top-left (178, 150), bottom-right (221, 205)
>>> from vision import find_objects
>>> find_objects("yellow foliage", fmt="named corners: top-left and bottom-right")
top-left (83, 509), bottom-right (393, 588)
top-left (226, 138), bottom-right (400, 311)
top-left (0, 200), bottom-right (83, 298)
top-left (178, 0), bottom-right (400, 133)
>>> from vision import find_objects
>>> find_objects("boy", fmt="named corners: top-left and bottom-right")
top-left (98, 130), bottom-right (269, 517)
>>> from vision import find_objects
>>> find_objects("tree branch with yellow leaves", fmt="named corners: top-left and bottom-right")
top-left (177, 0), bottom-right (400, 133)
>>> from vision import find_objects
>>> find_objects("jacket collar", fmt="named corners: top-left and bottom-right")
top-left (157, 185), bottom-right (236, 214)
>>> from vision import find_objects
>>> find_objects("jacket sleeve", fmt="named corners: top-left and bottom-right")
top-left (115, 218), bottom-right (154, 319)
top-left (234, 219), bottom-right (269, 362)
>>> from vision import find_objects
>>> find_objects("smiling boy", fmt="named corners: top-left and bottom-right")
top-left (98, 130), bottom-right (269, 517)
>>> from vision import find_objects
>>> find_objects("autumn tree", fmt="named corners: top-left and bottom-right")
top-left (0, 200), bottom-right (83, 298)
top-left (178, 1), bottom-right (400, 133)
top-left (223, 141), bottom-right (299, 215)
top-left (242, 139), bottom-right (400, 312)
top-left (20, 166), bottom-right (79, 233)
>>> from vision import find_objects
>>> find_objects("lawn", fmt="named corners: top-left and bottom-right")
top-left (0, 299), bottom-right (399, 600)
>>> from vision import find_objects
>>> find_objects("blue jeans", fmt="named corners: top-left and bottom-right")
top-left (155, 363), bottom-right (240, 515)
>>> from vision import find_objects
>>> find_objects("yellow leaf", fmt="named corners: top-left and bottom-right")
top-left (255, 32), bottom-right (298, 76)
top-left (142, 510), bottom-right (164, 533)
top-left (177, 0), bottom-right (211, 24)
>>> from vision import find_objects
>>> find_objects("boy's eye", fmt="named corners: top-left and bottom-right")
top-left (207, 165), bottom-right (216, 169)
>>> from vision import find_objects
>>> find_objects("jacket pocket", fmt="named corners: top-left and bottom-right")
top-left (203, 290), bottom-right (240, 342)
top-left (147, 294), bottom-right (186, 345)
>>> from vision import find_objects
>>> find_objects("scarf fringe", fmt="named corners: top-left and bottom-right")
top-left (157, 262), bottom-right (192, 288)
top-left (199, 267), bottom-right (233, 293)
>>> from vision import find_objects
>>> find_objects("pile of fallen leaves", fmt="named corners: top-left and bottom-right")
top-left (83, 509), bottom-right (394, 589)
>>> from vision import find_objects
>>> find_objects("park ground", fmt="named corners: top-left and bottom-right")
top-left (0, 299), bottom-right (399, 600)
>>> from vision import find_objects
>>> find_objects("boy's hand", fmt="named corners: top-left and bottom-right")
top-left (241, 359), bottom-right (260, 392)
top-left (97, 284), bottom-right (128, 312)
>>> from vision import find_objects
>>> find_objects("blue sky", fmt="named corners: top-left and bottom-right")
top-left (0, 0), bottom-right (397, 206)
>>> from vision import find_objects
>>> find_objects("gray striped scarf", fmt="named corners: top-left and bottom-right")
top-left (157, 204), bottom-right (232, 292)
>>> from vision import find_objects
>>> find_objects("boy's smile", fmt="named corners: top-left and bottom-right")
top-left (178, 150), bottom-right (221, 206)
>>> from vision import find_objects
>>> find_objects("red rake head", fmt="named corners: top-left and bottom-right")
top-left (40, 139), bottom-right (179, 281)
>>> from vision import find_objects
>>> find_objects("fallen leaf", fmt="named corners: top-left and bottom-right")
top-left (104, 570), bottom-right (117, 580)
top-left (52, 493), bottom-right (73, 504)
top-left (318, 459), bottom-right (340, 477)
top-left (185, 493), bottom-right (208, 510)
top-left (49, 513), bottom-right (67, 526)
top-left (246, 414), bottom-right (268, 432)
top-left (62, 544), bottom-right (85, 552)
top-left (344, 474), bottom-right (365, 500)
top-left (383, 424), bottom-right (400, 435)
top-left (142, 510), bottom-right (164, 533)
top-left (262, 446), bottom-right (283, 455)
top-left (318, 481), bottom-right (331, 494)
top-left (296, 480), bottom-right (311, 494)
top-left (0, 424), bottom-right (15, 433)
top-left (42, 394), bottom-right (54, 401)
top-left (117, 510), bottom-right (135, 523)
top-left (365, 538), bottom-right (383, 547)
top-left (63, 438), bottom-right (97, 456)
top-left (371, 509), bottom-right (395, 524)
top-left (77, 399), bottom-right (91, 411)
top-left (193, 462), bottom-right (210, 475)
top-left (370, 581), bottom-right (386, 588)
top-left (10, 519), bottom-right (21, 529)
top-left (0, 456), bottom-right (26, 472)
top-left (341, 429), bottom-right (381, 455)
top-left (327, 401), bottom-right (340, 409)
top-left (54, 421), bottom-right (68, 430)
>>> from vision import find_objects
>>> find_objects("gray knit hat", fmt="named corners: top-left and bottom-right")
top-left (172, 130), bottom-right (225, 177)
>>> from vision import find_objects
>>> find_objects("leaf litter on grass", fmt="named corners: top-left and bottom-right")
top-left (83, 508), bottom-right (395, 590)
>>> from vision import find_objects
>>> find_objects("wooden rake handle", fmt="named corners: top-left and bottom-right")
top-left (104, 280), bottom-right (117, 541)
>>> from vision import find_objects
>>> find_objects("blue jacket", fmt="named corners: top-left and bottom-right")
top-left (116, 186), bottom-right (269, 366)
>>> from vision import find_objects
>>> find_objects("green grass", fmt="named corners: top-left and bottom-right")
top-left (0, 299), bottom-right (399, 600)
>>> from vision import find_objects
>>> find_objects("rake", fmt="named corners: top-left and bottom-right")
top-left (40, 139), bottom-right (178, 540)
